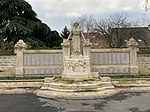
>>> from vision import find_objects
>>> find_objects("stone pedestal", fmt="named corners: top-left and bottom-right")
top-left (61, 39), bottom-right (93, 80)
top-left (62, 55), bottom-right (92, 80)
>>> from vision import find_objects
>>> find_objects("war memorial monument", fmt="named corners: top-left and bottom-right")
top-left (41, 22), bottom-right (114, 92)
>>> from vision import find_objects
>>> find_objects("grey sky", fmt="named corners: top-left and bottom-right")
top-left (26, 0), bottom-right (150, 32)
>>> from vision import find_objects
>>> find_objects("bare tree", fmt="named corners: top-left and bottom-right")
top-left (94, 12), bottom-right (140, 47)
top-left (72, 12), bottom-right (147, 48)
top-left (73, 14), bottom-right (95, 32)
top-left (144, 0), bottom-right (149, 11)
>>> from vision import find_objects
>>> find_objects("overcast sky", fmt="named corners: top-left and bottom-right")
top-left (26, 0), bottom-right (150, 32)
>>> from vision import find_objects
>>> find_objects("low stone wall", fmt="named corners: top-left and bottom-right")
top-left (0, 54), bottom-right (150, 75)
top-left (23, 50), bottom-right (63, 76)
top-left (138, 54), bottom-right (150, 57)
top-left (91, 48), bottom-right (130, 74)
top-left (112, 78), bottom-right (150, 87)
top-left (0, 80), bottom-right (43, 88)
top-left (138, 54), bottom-right (150, 70)
top-left (0, 55), bottom-right (16, 71)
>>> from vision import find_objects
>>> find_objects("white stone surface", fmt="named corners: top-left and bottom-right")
top-left (0, 81), bottom-right (43, 88)
top-left (0, 55), bottom-right (16, 71)
top-left (62, 22), bottom-right (92, 79)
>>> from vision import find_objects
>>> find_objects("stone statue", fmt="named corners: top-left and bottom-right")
top-left (67, 22), bottom-right (86, 56)
top-left (62, 22), bottom-right (92, 79)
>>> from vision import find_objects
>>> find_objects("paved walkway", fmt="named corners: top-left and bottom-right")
top-left (1, 87), bottom-right (150, 99)
top-left (35, 87), bottom-right (150, 99)
top-left (0, 90), bottom-right (150, 112)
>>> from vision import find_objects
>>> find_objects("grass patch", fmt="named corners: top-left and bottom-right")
top-left (139, 66), bottom-right (150, 75)
top-left (109, 74), bottom-right (150, 79)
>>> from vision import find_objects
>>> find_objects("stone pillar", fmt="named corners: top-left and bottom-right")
top-left (126, 38), bottom-right (139, 74)
top-left (61, 39), bottom-right (70, 61)
top-left (14, 40), bottom-right (27, 77)
top-left (61, 39), bottom-right (70, 77)
top-left (83, 39), bottom-right (92, 75)
top-left (83, 39), bottom-right (92, 57)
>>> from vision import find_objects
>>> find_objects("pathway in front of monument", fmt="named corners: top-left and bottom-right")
top-left (0, 92), bottom-right (150, 112)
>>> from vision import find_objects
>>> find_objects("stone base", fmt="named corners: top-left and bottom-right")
top-left (91, 72), bottom-right (99, 78)
top-left (41, 77), bottom-right (114, 92)
top-left (62, 73), bottom-right (92, 80)
top-left (15, 68), bottom-right (24, 77)
top-left (130, 66), bottom-right (139, 74)
top-left (62, 55), bottom-right (92, 80)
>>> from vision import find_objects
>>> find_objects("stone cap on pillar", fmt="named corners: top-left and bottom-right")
top-left (126, 37), bottom-right (138, 48)
top-left (83, 39), bottom-right (92, 47)
top-left (14, 40), bottom-right (27, 50)
top-left (61, 39), bottom-right (70, 47)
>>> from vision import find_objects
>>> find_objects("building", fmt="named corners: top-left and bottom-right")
top-left (84, 25), bottom-right (150, 48)
top-left (112, 25), bottom-right (150, 47)
top-left (84, 32), bottom-right (108, 48)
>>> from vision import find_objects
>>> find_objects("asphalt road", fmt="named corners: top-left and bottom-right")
top-left (0, 92), bottom-right (150, 112)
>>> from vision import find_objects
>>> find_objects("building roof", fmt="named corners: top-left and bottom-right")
top-left (84, 32), bottom-right (108, 48)
top-left (84, 25), bottom-right (150, 48)
top-left (112, 26), bottom-right (150, 46)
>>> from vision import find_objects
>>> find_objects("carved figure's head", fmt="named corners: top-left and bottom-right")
top-left (73, 22), bottom-right (79, 28)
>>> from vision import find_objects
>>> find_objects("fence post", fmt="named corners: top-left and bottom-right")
top-left (14, 40), bottom-right (27, 77)
top-left (127, 38), bottom-right (139, 74)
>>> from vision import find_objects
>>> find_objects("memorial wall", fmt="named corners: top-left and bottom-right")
top-left (91, 49), bottom-right (130, 74)
top-left (23, 50), bottom-right (63, 75)
top-left (14, 37), bottom-right (139, 76)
